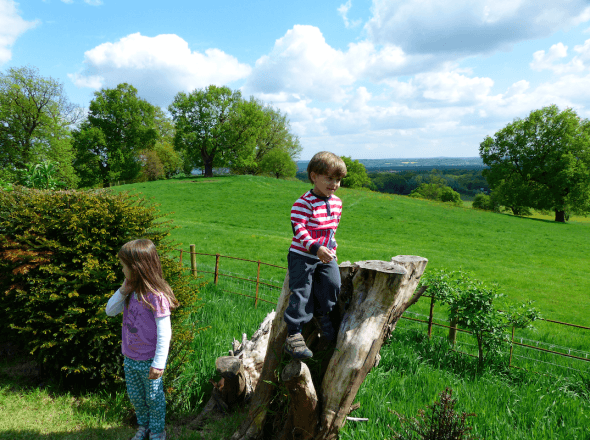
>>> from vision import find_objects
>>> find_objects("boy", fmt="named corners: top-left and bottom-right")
top-left (284, 151), bottom-right (347, 359)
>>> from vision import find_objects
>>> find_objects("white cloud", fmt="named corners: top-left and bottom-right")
top-left (530, 41), bottom-right (589, 74)
top-left (84, 0), bottom-right (103, 5)
top-left (0, 0), bottom-right (39, 65)
top-left (246, 25), bottom-right (357, 102)
top-left (69, 32), bottom-right (251, 107)
top-left (414, 69), bottom-right (494, 104)
top-left (366, 0), bottom-right (590, 57)
top-left (338, 0), bottom-right (362, 29)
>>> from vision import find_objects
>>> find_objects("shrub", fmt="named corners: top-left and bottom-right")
top-left (410, 183), bottom-right (462, 206)
top-left (472, 193), bottom-right (499, 212)
top-left (0, 187), bottom-right (202, 388)
top-left (389, 388), bottom-right (479, 440)
top-left (420, 269), bottom-right (540, 370)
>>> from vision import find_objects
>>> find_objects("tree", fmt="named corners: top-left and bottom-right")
top-left (0, 66), bottom-right (82, 187)
top-left (231, 104), bottom-right (302, 175)
top-left (259, 148), bottom-right (297, 178)
top-left (422, 269), bottom-right (540, 370)
top-left (169, 85), bottom-right (265, 177)
top-left (480, 105), bottom-right (590, 222)
top-left (341, 156), bottom-right (371, 188)
top-left (73, 83), bottom-right (158, 187)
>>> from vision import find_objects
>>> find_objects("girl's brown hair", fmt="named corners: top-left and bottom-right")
top-left (307, 151), bottom-right (347, 183)
top-left (118, 239), bottom-right (179, 311)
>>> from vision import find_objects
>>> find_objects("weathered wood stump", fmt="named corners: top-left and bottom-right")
top-left (209, 255), bottom-right (427, 440)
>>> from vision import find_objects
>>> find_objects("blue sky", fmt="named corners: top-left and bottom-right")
top-left (2, 0), bottom-right (590, 160)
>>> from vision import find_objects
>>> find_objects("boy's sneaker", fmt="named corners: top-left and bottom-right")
top-left (284, 333), bottom-right (313, 359)
top-left (149, 431), bottom-right (166, 440)
top-left (130, 426), bottom-right (150, 440)
top-left (318, 314), bottom-right (337, 342)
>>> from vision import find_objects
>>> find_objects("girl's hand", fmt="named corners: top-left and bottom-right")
top-left (120, 279), bottom-right (132, 296)
top-left (149, 367), bottom-right (164, 380)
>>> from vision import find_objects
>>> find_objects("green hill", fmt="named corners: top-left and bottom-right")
top-left (112, 175), bottom-right (589, 328)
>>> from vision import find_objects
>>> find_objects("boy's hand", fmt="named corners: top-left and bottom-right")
top-left (149, 367), bottom-right (163, 380)
top-left (317, 246), bottom-right (335, 264)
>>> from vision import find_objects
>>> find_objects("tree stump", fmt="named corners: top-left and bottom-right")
top-left (225, 255), bottom-right (427, 440)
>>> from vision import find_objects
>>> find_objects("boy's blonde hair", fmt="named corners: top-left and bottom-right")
top-left (307, 151), bottom-right (347, 183)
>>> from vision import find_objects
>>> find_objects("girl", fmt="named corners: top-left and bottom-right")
top-left (106, 239), bottom-right (179, 440)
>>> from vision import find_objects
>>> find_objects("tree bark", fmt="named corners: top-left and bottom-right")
top-left (229, 255), bottom-right (427, 440)
top-left (555, 209), bottom-right (566, 222)
top-left (279, 360), bottom-right (319, 440)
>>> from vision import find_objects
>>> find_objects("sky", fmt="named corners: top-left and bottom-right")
top-left (2, 0), bottom-right (590, 160)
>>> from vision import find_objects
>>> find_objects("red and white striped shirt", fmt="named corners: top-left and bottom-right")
top-left (289, 190), bottom-right (343, 258)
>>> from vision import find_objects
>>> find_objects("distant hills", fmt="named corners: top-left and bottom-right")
top-left (297, 157), bottom-right (485, 172)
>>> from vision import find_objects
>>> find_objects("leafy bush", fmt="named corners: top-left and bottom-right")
top-left (420, 269), bottom-right (540, 370)
top-left (410, 183), bottom-right (462, 206)
top-left (389, 388), bottom-right (479, 440)
top-left (18, 160), bottom-right (66, 190)
top-left (472, 193), bottom-right (499, 212)
top-left (0, 187), bottom-right (203, 388)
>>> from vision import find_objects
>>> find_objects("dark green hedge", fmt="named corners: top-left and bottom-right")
top-left (0, 187), bottom-right (200, 388)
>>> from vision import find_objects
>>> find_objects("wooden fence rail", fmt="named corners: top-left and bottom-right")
top-left (176, 247), bottom-right (590, 375)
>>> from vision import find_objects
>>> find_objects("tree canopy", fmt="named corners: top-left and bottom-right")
top-left (169, 85), bottom-right (266, 177)
top-left (340, 156), bottom-right (371, 189)
top-left (0, 66), bottom-right (82, 187)
top-left (480, 105), bottom-right (590, 222)
top-left (73, 83), bottom-right (158, 187)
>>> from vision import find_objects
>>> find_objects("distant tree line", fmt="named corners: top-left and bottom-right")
top-left (0, 66), bottom-right (301, 189)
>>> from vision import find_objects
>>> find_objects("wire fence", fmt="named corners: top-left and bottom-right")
top-left (177, 247), bottom-right (590, 377)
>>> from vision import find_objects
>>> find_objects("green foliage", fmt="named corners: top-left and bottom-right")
top-left (480, 104), bottom-right (590, 222)
top-left (232, 104), bottom-right (302, 175)
top-left (410, 183), bottom-right (462, 206)
top-left (138, 149), bottom-right (166, 181)
top-left (73, 83), bottom-right (158, 187)
top-left (153, 142), bottom-right (183, 178)
top-left (341, 156), bottom-right (371, 189)
top-left (0, 187), bottom-right (202, 388)
top-left (258, 148), bottom-right (297, 179)
top-left (169, 85), bottom-right (265, 177)
top-left (18, 160), bottom-right (66, 190)
top-left (0, 66), bottom-right (81, 188)
top-left (389, 388), bottom-right (478, 440)
top-left (420, 269), bottom-right (541, 369)
top-left (471, 193), bottom-right (499, 212)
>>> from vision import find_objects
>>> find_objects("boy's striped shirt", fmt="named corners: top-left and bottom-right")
top-left (289, 190), bottom-right (342, 258)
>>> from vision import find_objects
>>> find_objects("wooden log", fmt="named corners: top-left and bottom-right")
top-left (279, 359), bottom-right (319, 440)
top-left (216, 356), bottom-right (246, 407)
top-left (231, 274), bottom-right (291, 440)
top-left (317, 255), bottom-right (427, 440)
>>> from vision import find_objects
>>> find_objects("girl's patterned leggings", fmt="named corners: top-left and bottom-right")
top-left (124, 357), bottom-right (166, 434)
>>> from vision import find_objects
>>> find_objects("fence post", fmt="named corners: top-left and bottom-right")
top-left (190, 244), bottom-right (197, 277)
top-left (214, 254), bottom-right (220, 284)
top-left (448, 317), bottom-right (458, 346)
top-left (509, 325), bottom-right (515, 369)
top-left (255, 260), bottom-right (261, 309)
top-left (179, 249), bottom-right (183, 266)
top-left (427, 295), bottom-right (435, 339)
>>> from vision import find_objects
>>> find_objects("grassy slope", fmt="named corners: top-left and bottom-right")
top-left (114, 175), bottom-right (590, 327)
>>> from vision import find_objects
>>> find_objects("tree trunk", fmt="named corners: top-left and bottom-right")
top-left (555, 209), bottom-right (566, 222)
top-left (230, 255), bottom-right (427, 440)
top-left (204, 159), bottom-right (214, 177)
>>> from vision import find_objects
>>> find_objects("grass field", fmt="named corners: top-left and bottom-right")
top-left (2, 174), bottom-right (589, 439)
top-left (112, 175), bottom-right (590, 327)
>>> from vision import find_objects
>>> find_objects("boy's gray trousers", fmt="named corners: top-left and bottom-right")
top-left (284, 251), bottom-right (340, 334)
